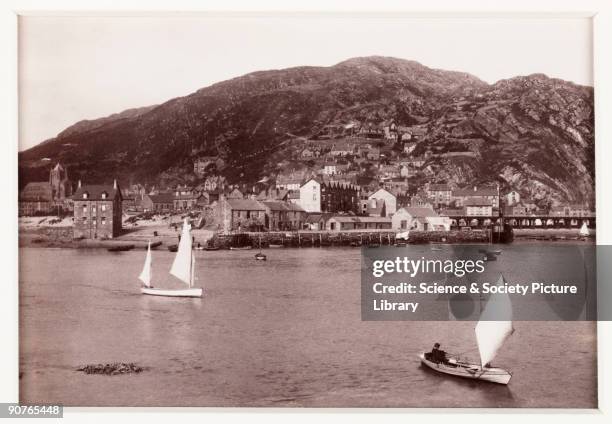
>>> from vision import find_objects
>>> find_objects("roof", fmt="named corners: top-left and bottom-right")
top-left (439, 208), bottom-right (465, 217)
top-left (369, 188), bottom-right (396, 199)
top-left (148, 193), bottom-right (175, 203)
top-left (429, 184), bottom-right (450, 191)
top-left (357, 217), bottom-right (392, 223)
top-left (20, 182), bottom-right (53, 201)
top-left (73, 184), bottom-right (121, 201)
top-left (465, 197), bottom-right (492, 207)
top-left (396, 207), bottom-right (439, 218)
top-left (328, 216), bottom-right (359, 223)
top-left (262, 201), bottom-right (290, 211)
top-left (226, 198), bottom-right (266, 211)
top-left (300, 177), bottom-right (321, 188)
top-left (285, 203), bottom-right (305, 212)
top-left (305, 213), bottom-right (324, 223)
top-left (453, 186), bottom-right (498, 197)
top-left (175, 193), bottom-right (202, 200)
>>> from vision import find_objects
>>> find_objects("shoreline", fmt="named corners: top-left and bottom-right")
top-left (19, 224), bottom-right (595, 249)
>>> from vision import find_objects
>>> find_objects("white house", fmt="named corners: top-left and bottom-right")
top-left (298, 178), bottom-right (321, 213)
top-left (368, 188), bottom-right (397, 215)
top-left (392, 207), bottom-right (451, 231)
top-left (505, 190), bottom-right (521, 206)
top-left (323, 163), bottom-right (338, 175)
top-left (465, 198), bottom-right (493, 216)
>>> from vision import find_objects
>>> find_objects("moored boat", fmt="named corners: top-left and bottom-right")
top-left (230, 245), bottom-right (252, 250)
top-left (108, 244), bottom-right (135, 252)
top-left (255, 252), bottom-right (267, 261)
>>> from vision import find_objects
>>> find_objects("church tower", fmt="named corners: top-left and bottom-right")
top-left (49, 163), bottom-right (72, 201)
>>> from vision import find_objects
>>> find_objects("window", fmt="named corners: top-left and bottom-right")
top-left (101, 204), bottom-right (106, 212)
top-left (101, 192), bottom-right (107, 199)
top-left (82, 216), bottom-right (87, 223)
top-left (101, 217), bottom-right (106, 225)
top-left (82, 205), bottom-right (87, 214)
top-left (82, 193), bottom-right (88, 199)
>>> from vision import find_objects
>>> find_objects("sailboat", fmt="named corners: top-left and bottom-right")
top-left (579, 222), bottom-right (590, 237)
top-left (419, 274), bottom-right (514, 384)
top-left (139, 219), bottom-right (203, 298)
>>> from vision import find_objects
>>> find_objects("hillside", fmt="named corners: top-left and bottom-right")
top-left (18, 56), bottom-right (594, 206)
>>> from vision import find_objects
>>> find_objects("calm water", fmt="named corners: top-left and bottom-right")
top-left (19, 246), bottom-right (597, 407)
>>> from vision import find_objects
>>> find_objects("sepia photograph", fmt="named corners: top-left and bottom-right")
top-left (15, 11), bottom-right (599, 409)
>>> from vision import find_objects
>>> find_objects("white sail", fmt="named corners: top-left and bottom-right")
top-left (170, 219), bottom-right (193, 286)
top-left (138, 241), bottom-right (152, 287)
top-left (579, 222), bottom-right (590, 236)
top-left (475, 274), bottom-right (514, 366)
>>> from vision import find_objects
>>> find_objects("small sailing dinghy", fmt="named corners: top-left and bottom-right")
top-left (579, 222), bottom-right (590, 237)
top-left (420, 274), bottom-right (514, 385)
top-left (139, 220), bottom-right (203, 298)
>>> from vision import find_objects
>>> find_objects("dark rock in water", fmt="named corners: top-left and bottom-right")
top-left (76, 362), bottom-right (144, 376)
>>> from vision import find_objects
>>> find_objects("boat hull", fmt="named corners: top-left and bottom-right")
top-left (419, 353), bottom-right (511, 385)
top-left (141, 287), bottom-right (203, 298)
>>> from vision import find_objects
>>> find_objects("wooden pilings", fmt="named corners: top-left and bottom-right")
top-left (208, 230), bottom-right (491, 249)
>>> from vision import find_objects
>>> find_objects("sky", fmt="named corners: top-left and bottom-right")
top-left (18, 15), bottom-right (593, 151)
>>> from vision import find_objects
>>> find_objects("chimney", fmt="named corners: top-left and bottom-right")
top-left (78, 179), bottom-right (82, 189)
top-left (113, 179), bottom-right (118, 190)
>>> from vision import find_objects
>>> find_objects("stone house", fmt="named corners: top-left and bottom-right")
top-left (72, 180), bottom-right (123, 239)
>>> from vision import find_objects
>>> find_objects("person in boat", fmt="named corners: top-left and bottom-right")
top-left (428, 343), bottom-right (448, 364)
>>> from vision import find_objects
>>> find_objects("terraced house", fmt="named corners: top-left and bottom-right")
top-left (72, 180), bottom-right (123, 239)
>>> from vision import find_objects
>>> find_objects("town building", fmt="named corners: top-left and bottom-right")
top-left (203, 175), bottom-right (227, 192)
top-left (321, 181), bottom-right (359, 214)
top-left (303, 213), bottom-right (330, 231)
top-left (194, 157), bottom-right (225, 176)
top-left (72, 180), bottom-right (123, 239)
top-left (142, 193), bottom-right (175, 213)
top-left (362, 198), bottom-right (387, 217)
top-left (505, 190), bottom-right (521, 206)
top-left (391, 207), bottom-right (451, 231)
top-left (261, 201), bottom-right (292, 231)
top-left (368, 188), bottom-right (397, 215)
top-left (49, 162), bottom-right (72, 201)
top-left (452, 186), bottom-right (499, 208)
top-left (19, 182), bottom-right (54, 216)
top-left (174, 193), bottom-right (206, 211)
top-left (298, 178), bottom-right (321, 213)
top-left (504, 203), bottom-right (528, 216)
top-left (218, 198), bottom-right (267, 232)
top-left (464, 197), bottom-right (494, 216)
top-left (426, 184), bottom-right (452, 207)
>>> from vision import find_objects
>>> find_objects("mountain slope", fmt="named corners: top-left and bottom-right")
top-left (19, 56), bottom-right (594, 206)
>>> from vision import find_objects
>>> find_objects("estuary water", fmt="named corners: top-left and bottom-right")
top-left (19, 246), bottom-right (597, 407)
